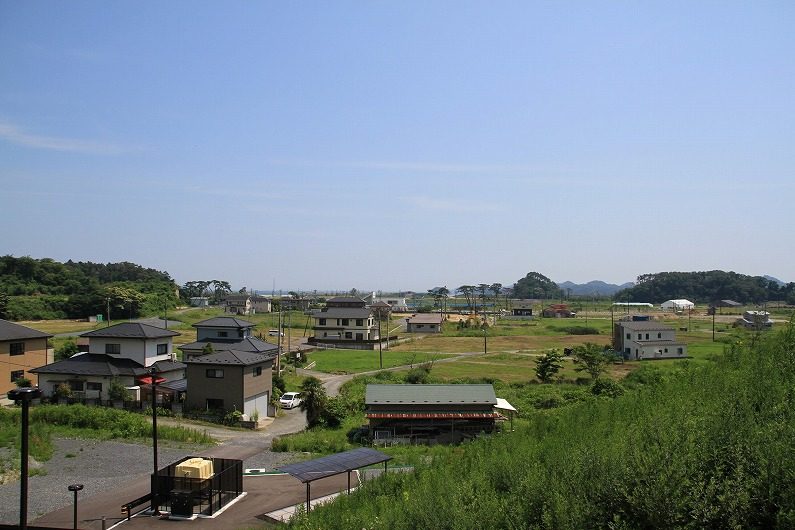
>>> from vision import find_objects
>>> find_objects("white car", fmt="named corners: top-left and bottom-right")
top-left (268, 329), bottom-right (285, 337)
top-left (279, 392), bottom-right (302, 409)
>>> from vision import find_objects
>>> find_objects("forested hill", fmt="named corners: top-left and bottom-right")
top-left (0, 255), bottom-right (178, 320)
top-left (614, 270), bottom-right (795, 304)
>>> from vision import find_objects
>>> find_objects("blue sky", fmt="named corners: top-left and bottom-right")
top-left (1, 2), bottom-right (793, 291)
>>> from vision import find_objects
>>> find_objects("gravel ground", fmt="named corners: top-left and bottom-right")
top-left (0, 437), bottom-right (300, 525)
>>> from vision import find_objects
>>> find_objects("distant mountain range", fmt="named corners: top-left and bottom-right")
top-left (557, 280), bottom-right (635, 296)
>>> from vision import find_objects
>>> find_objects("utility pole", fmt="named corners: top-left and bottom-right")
top-left (288, 309), bottom-right (292, 370)
top-left (377, 312), bottom-right (383, 369)
top-left (106, 298), bottom-right (111, 327)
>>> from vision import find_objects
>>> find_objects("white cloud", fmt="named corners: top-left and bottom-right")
top-left (0, 120), bottom-right (130, 155)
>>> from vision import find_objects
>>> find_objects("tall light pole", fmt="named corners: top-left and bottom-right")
top-left (483, 326), bottom-right (487, 355)
top-left (8, 386), bottom-right (42, 530)
top-left (68, 483), bottom-right (84, 530)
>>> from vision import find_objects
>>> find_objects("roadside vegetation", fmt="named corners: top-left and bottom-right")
top-left (288, 323), bottom-right (795, 528)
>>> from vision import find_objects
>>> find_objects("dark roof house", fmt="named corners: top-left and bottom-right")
top-left (81, 322), bottom-right (179, 339)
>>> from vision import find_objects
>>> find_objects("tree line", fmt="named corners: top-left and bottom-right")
top-left (0, 255), bottom-right (178, 320)
top-left (614, 270), bottom-right (795, 305)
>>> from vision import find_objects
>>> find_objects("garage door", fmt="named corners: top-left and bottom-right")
top-left (244, 391), bottom-right (269, 419)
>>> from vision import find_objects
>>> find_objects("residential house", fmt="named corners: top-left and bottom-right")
top-left (734, 310), bottom-right (773, 330)
top-left (309, 296), bottom-right (381, 349)
top-left (178, 317), bottom-right (278, 359)
top-left (541, 304), bottom-right (575, 318)
top-left (250, 295), bottom-right (272, 313)
top-left (1, 319), bottom-right (52, 396)
top-left (183, 349), bottom-right (273, 419)
top-left (511, 300), bottom-right (534, 317)
top-left (365, 292), bottom-right (409, 312)
top-left (274, 296), bottom-right (312, 311)
top-left (30, 322), bottom-right (183, 402)
top-left (405, 314), bottom-right (443, 333)
top-left (612, 320), bottom-right (687, 360)
top-left (365, 384), bottom-right (498, 444)
top-left (224, 294), bottom-right (252, 315)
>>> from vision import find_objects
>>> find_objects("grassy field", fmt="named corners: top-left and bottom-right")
top-left (307, 349), bottom-right (455, 374)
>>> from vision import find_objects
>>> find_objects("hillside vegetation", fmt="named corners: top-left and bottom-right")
top-left (289, 324), bottom-right (795, 529)
top-left (0, 255), bottom-right (178, 320)
top-left (615, 270), bottom-right (795, 305)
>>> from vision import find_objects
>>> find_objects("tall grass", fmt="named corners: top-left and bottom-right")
top-left (289, 324), bottom-right (795, 529)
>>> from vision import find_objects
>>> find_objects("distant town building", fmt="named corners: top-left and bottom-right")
top-left (1, 320), bottom-right (52, 396)
top-left (660, 299), bottom-right (695, 312)
top-left (309, 296), bottom-right (381, 349)
top-left (405, 313), bottom-right (443, 333)
top-left (224, 294), bottom-right (252, 315)
top-left (734, 310), bottom-right (773, 330)
top-left (189, 297), bottom-right (210, 307)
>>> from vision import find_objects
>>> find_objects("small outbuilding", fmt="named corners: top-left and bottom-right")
top-left (660, 299), bottom-right (695, 312)
top-left (405, 314), bottom-right (443, 333)
top-left (365, 384), bottom-right (498, 444)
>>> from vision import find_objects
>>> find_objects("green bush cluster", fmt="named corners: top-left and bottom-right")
top-left (289, 325), bottom-right (795, 529)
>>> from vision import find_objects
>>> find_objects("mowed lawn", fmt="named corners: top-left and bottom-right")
top-left (391, 333), bottom-right (610, 354)
top-left (307, 349), bottom-right (456, 374)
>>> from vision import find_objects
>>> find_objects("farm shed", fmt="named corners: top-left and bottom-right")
top-left (660, 299), bottom-right (695, 311)
top-left (365, 384), bottom-right (498, 444)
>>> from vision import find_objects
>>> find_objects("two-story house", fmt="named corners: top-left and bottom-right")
top-left (178, 317), bottom-right (278, 359)
top-left (1, 319), bottom-right (53, 397)
top-left (183, 349), bottom-right (273, 418)
top-left (612, 320), bottom-right (687, 360)
top-left (30, 322), bottom-right (183, 402)
top-left (224, 294), bottom-right (252, 315)
top-left (309, 296), bottom-right (380, 349)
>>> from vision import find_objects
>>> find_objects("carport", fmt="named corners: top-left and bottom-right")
top-left (279, 447), bottom-right (391, 513)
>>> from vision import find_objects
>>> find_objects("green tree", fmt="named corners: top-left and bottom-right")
top-left (105, 285), bottom-right (146, 319)
top-left (299, 376), bottom-right (328, 428)
top-left (55, 339), bottom-right (80, 361)
top-left (14, 376), bottom-right (32, 387)
top-left (571, 342), bottom-right (614, 380)
top-left (534, 349), bottom-right (564, 383)
top-left (513, 271), bottom-right (562, 300)
top-left (0, 290), bottom-right (8, 319)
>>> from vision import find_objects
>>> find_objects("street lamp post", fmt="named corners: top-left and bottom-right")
top-left (68, 484), bottom-right (84, 530)
top-left (483, 327), bottom-right (487, 355)
top-left (8, 386), bottom-right (42, 530)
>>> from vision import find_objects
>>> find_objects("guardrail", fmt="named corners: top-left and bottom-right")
top-left (121, 492), bottom-right (152, 521)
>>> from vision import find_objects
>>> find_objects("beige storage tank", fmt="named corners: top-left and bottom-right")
top-left (175, 458), bottom-right (214, 479)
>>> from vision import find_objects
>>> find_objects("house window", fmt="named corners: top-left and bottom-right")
top-left (658, 333), bottom-right (662, 339)
top-left (253, 366), bottom-right (262, 377)
top-left (157, 344), bottom-right (168, 355)
top-left (323, 332), bottom-right (327, 337)
top-left (345, 332), bottom-right (353, 339)
top-left (626, 333), bottom-right (630, 339)
top-left (356, 319), bottom-right (363, 326)
top-left (417, 324), bottom-right (424, 329)
top-left (430, 325), bottom-right (436, 329)
top-left (336, 319), bottom-right (341, 325)
top-left (10, 342), bottom-right (25, 356)
top-left (677, 347), bottom-right (683, 354)
top-left (10, 370), bottom-right (24, 383)
top-left (342, 319), bottom-right (349, 326)
top-left (218, 331), bottom-right (228, 338)
top-left (637, 334), bottom-right (642, 340)
top-left (105, 343), bottom-right (121, 354)
top-left (69, 380), bottom-right (84, 391)
top-left (645, 333), bottom-right (649, 340)
top-left (664, 348), bottom-right (668, 353)
top-left (206, 369), bottom-right (224, 379)
top-left (87, 382), bottom-right (102, 391)
top-left (206, 398), bottom-right (224, 410)
top-left (319, 318), bottom-right (326, 325)
top-left (356, 333), bottom-right (363, 340)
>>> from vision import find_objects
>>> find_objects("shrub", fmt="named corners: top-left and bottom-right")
top-left (14, 377), bottom-right (32, 388)
top-left (590, 378), bottom-right (625, 398)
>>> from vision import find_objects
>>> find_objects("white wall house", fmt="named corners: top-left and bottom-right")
top-left (614, 321), bottom-right (687, 360)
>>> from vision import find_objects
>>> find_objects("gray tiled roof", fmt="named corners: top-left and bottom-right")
top-left (81, 322), bottom-right (179, 339)
top-left (0, 319), bottom-right (52, 341)
top-left (407, 314), bottom-right (443, 324)
top-left (366, 384), bottom-right (496, 406)
top-left (314, 308), bottom-right (373, 319)
top-left (193, 317), bottom-right (254, 328)
top-left (29, 353), bottom-right (147, 377)
top-left (618, 321), bottom-right (674, 331)
top-left (178, 337), bottom-right (278, 354)
top-left (328, 296), bottom-right (367, 304)
top-left (183, 349), bottom-right (273, 366)
top-left (150, 360), bottom-right (187, 372)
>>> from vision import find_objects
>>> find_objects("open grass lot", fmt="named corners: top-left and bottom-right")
top-left (307, 349), bottom-right (456, 374)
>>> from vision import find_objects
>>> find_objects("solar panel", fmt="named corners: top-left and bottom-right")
top-left (279, 447), bottom-right (391, 483)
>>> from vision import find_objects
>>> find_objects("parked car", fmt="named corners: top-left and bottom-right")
top-left (279, 392), bottom-right (302, 409)
top-left (268, 329), bottom-right (285, 337)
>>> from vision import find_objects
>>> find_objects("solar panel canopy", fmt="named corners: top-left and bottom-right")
top-left (279, 447), bottom-right (391, 483)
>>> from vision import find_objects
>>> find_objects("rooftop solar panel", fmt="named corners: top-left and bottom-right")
top-left (279, 447), bottom-right (391, 483)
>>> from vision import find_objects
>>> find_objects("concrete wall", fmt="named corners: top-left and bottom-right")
top-left (185, 364), bottom-right (243, 411)
top-left (88, 337), bottom-right (171, 367)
